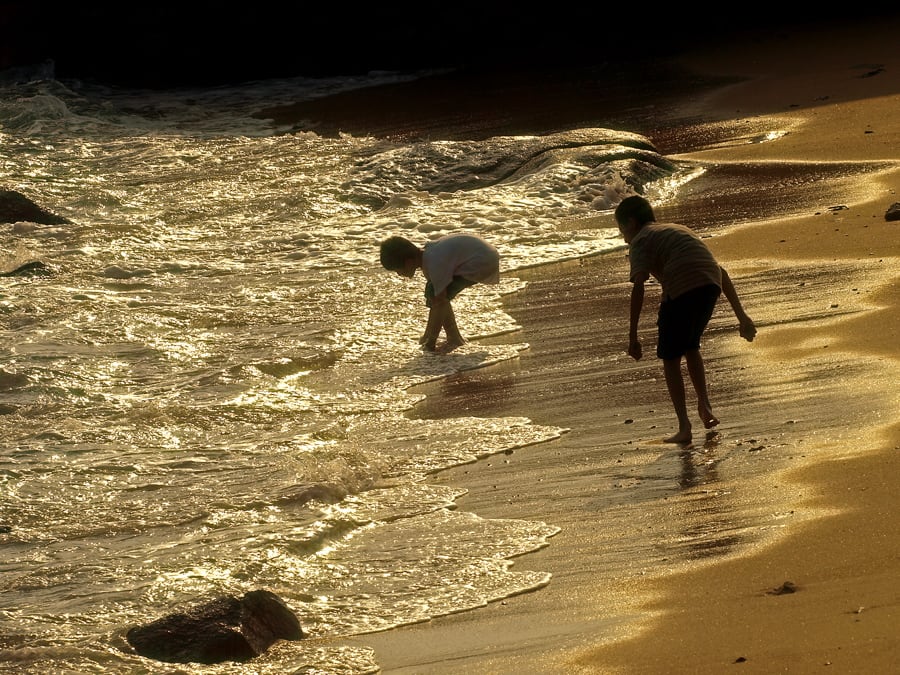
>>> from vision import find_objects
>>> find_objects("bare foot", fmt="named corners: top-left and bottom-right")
top-left (699, 402), bottom-right (719, 429)
top-left (437, 338), bottom-right (466, 353)
top-left (664, 428), bottom-right (692, 444)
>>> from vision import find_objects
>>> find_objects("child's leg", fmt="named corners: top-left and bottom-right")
top-left (440, 277), bottom-right (476, 351)
top-left (442, 302), bottom-right (465, 348)
top-left (685, 348), bottom-right (719, 429)
top-left (662, 357), bottom-right (692, 443)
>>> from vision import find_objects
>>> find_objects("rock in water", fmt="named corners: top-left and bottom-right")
top-left (126, 589), bottom-right (304, 664)
top-left (0, 261), bottom-right (50, 277)
top-left (0, 190), bottom-right (71, 225)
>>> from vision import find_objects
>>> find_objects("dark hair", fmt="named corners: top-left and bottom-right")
top-left (614, 195), bottom-right (656, 227)
top-left (379, 236), bottom-right (419, 271)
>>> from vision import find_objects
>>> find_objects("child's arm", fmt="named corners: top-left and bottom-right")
top-left (720, 267), bottom-right (757, 342)
top-left (628, 274), bottom-right (648, 360)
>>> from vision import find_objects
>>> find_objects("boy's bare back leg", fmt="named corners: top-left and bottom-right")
top-left (441, 303), bottom-right (466, 351)
top-left (685, 348), bottom-right (719, 429)
top-left (663, 357), bottom-right (692, 443)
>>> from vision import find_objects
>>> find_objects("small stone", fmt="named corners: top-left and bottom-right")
top-left (768, 581), bottom-right (798, 595)
top-left (885, 202), bottom-right (900, 222)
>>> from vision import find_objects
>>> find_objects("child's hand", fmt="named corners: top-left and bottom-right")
top-left (739, 318), bottom-right (757, 342)
top-left (628, 337), bottom-right (643, 360)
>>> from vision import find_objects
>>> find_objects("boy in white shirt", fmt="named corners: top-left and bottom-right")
top-left (380, 233), bottom-right (500, 352)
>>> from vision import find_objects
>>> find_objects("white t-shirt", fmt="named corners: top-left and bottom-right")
top-left (422, 233), bottom-right (500, 296)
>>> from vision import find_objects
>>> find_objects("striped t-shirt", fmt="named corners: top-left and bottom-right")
top-left (628, 223), bottom-right (722, 300)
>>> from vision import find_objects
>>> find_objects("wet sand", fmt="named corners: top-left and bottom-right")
top-left (282, 16), bottom-right (900, 673)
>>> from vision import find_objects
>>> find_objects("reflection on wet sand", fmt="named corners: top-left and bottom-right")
top-left (674, 437), bottom-right (746, 560)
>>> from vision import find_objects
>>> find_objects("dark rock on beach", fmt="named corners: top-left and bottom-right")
top-left (126, 589), bottom-right (304, 664)
top-left (0, 190), bottom-right (71, 225)
top-left (768, 581), bottom-right (799, 595)
top-left (885, 202), bottom-right (900, 221)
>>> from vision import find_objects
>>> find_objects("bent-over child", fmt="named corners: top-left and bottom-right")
top-left (379, 232), bottom-right (500, 352)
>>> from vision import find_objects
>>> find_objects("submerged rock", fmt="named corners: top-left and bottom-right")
top-left (126, 589), bottom-right (304, 664)
top-left (0, 261), bottom-right (50, 277)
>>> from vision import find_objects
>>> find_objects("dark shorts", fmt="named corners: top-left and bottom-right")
top-left (424, 276), bottom-right (477, 307)
top-left (656, 284), bottom-right (721, 360)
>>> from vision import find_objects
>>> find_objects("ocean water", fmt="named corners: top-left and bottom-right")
top-left (0, 71), bottom-right (700, 673)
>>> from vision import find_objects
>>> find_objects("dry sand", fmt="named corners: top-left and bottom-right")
top-left (343, 17), bottom-right (899, 673)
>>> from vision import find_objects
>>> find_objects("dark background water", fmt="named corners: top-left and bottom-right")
top-left (2, 4), bottom-right (889, 88)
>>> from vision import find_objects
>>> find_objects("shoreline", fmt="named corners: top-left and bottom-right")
top-left (348, 17), bottom-right (900, 673)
